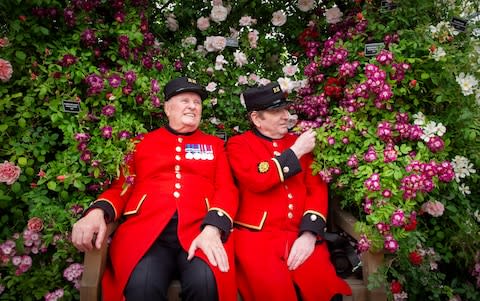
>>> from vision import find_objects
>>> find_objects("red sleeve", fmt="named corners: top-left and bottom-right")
top-left (94, 153), bottom-right (136, 221)
top-left (302, 153), bottom-right (328, 222)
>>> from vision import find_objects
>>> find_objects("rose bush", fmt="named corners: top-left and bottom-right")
top-left (0, 0), bottom-right (478, 300)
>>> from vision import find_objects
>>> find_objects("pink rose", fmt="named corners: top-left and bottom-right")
top-left (0, 37), bottom-right (9, 48)
top-left (166, 14), bottom-right (178, 31)
top-left (248, 30), bottom-right (259, 48)
top-left (271, 10), bottom-right (287, 27)
top-left (0, 161), bottom-right (21, 185)
top-left (0, 59), bottom-right (13, 82)
top-left (27, 217), bottom-right (44, 233)
top-left (210, 5), bottom-right (228, 23)
top-left (197, 17), bottom-right (210, 31)
top-left (204, 36), bottom-right (226, 52)
top-left (421, 200), bottom-right (445, 217)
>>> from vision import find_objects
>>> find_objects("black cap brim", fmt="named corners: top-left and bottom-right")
top-left (165, 87), bottom-right (208, 101)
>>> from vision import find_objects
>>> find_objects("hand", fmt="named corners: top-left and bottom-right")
top-left (188, 225), bottom-right (229, 272)
top-left (287, 232), bottom-right (316, 270)
top-left (290, 129), bottom-right (316, 159)
top-left (71, 208), bottom-right (107, 252)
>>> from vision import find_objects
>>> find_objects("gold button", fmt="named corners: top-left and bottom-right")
top-left (175, 165), bottom-right (181, 171)
top-left (175, 155), bottom-right (181, 161)
top-left (287, 193), bottom-right (293, 199)
top-left (176, 146), bottom-right (182, 152)
top-left (274, 151), bottom-right (281, 156)
top-left (175, 183), bottom-right (181, 189)
top-left (283, 166), bottom-right (290, 173)
top-left (288, 204), bottom-right (294, 210)
top-left (217, 211), bottom-right (224, 217)
top-left (273, 142), bottom-right (278, 147)
top-left (176, 173), bottom-right (181, 179)
top-left (178, 137), bottom-right (183, 143)
top-left (173, 191), bottom-right (180, 198)
top-left (310, 215), bottom-right (318, 222)
top-left (288, 212), bottom-right (293, 219)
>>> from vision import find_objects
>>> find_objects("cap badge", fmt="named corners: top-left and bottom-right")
top-left (187, 78), bottom-right (197, 84)
top-left (257, 161), bottom-right (270, 173)
top-left (272, 86), bottom-right (281, 93)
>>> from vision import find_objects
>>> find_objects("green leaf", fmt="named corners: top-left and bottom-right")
top-left (420, 73), bottom-right (430, 79)
top-left (15, 50), bottom-right (27, 61)
top-left (18, 157), bottom-right (28, 166)
top-left (47, 181), bottom-right (57, 191)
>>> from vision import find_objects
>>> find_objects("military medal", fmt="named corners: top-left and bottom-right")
top-left (200, 144), bottom-right (208, 160)
top-left (206, 145), bottom-right (214, 160)
top-left (193, 144), bottom-right (201, 160)
top-left (185, 144), bottom-right (194, 159)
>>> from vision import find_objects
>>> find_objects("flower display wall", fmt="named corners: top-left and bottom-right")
top-left (0, 0), bottom-right (479, 300)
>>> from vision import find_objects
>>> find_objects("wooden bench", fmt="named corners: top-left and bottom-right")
top-left (80, 205), bottom-right (386, 301)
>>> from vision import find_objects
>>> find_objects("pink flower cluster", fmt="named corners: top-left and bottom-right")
top-left (400, 160), bottom-right (455, 199)
top-left (63, 263), bottom-right (84, 289)
top-left (0, 161), bottom-right (21, 185)
top-left (384, 234), bottom-right (399, 253)
top-left (44, 288), bottom-right (64, 301)
top-left (357, 234), bottom-right (371, 252)
top-left (364, 173), bottom-right (381, 191)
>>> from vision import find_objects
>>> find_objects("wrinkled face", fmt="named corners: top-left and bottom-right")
top-left (164, 92), bottom-right (202, 133)
top-left (250, 107), bottom-right (290, 139)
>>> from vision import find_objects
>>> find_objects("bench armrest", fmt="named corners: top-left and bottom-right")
top-left (80, 222), bottom-right (119, 301)
top-left (331, 202), bottom-right (387, 301)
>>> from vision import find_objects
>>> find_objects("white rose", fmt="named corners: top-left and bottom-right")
top-left (297, 0), bottom-right (315, 12)
top-left (271, 10), bottom-right (287, 27)
top-left (325, 7), bottom-right (343, 24)
top-left (182, 36), bottom-right (197, 47)
top-left (210, 5), bottom-right (228, 23)
top-left (206, 82), bottom-right (218, 92)
top-left (233, 50), bottom-right (248, 67)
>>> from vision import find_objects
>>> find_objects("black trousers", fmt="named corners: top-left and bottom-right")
top-left (124, 215), bottom-right (218, 301)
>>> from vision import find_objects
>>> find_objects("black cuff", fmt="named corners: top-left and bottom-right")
top-left (202, 210), bottom-right (232, 242)
top-left (275, 149), bottom-right (302, 180)
top-left (300, 213), bottom-right (326, 237)
top-left (85, 201), bottom-right (115, 223)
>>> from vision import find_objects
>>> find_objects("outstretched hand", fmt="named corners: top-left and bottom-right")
top-left (188, 225), bottom-right (229, 272)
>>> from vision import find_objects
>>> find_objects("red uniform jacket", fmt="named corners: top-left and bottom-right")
top-left (94, 127), bottom-right (238, 301)
top-left (226, 130), bottom-right (351, 301)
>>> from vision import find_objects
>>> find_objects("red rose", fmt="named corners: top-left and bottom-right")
top-left (409, 251), bottom-right (423, 266)
top-left (391, 280), bottom-right (402, 294)
top-left (409, 79), bottom-right (417, 87)
top-left (404, 219), bottom-right (417, 231)
top-left (27, 217), bottom-right (44, 233)
top-left (56, 175), bottom-right (66, 182)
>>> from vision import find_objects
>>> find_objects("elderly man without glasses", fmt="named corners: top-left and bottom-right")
top-left (72, 77), bottom-right (238, 301)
